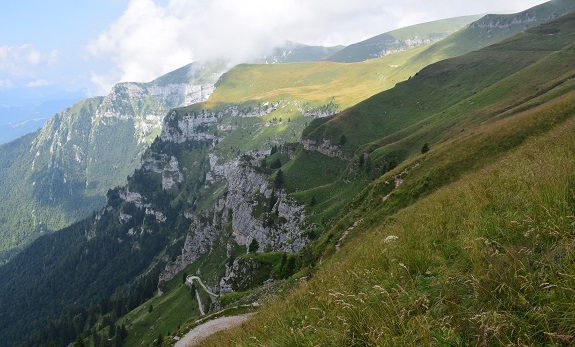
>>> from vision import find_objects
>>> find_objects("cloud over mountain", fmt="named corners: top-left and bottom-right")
top-left (87, 0), bottom-right (546, 94)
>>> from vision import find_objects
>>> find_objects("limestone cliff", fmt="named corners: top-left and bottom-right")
top-left (0, 62), bottom-right (223, 258)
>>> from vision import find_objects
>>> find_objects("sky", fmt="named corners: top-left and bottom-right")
top-left (0, 0), bottom-right (549, 98)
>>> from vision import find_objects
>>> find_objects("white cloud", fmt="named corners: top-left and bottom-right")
top-left (25, 79), bottom-right (52, 87)
top-left (0, 44), bottom-right (44, 77)
top-left (87, 0), bottom-right (548, 92)
top-left (0, 78), bottom-right (14, 89)
top-left (88, 70), bottom-right (118, 96)
top-left (0, 45), bottom-right (63, 90)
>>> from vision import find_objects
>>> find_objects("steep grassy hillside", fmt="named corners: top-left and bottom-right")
top-left (3, 3), bottom-right (573, 347)
top-left (195, 15), bottom-right (575, 346)
top-left (288, 5), bottom-right (575, 240)
top-left (410, 0), bottom-right (575, 64)
top-left (0, 26), bottom-right (460, 347)
top-left (209, 47), bottom-right (428, 109)
top-left (199, 89), bottom-right (575, 346)
top-left (80, 6), bottom-right (575, 347)
top-left (326, 15), bottom-right (482, 63)
top-left (284, 11), bottom-right (575, 223)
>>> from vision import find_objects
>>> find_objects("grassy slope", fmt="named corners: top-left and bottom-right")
top-left (326, 15), bottom-right (482, 63)
top-left (119, 10), bottom-right (575, 347)
top-left (305, 13), bottom-right (575, 151)
top-left (410, 0), bottom-right (575, 65)
top-left (81, 19), bottom-right (488, 346)
top-left (178, 44), bottom-right (442, 162)
top-left (269, 15), bottom-right (574, 236)
top-left (196, 52), bottom-right (575, 347)
top-left (120, 275), bottom-right (201, 347)
top-left (193, 14), bottom-right (575, 347)
top-left (208, 46), bottom-right (430, 110)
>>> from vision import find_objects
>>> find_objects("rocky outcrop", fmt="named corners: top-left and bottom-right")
top-left (162, 156), bottom-right (184, 190)
top-left (160, 102), bottom-right (283, 143)
top-left (218, 258), bottom-right (263, 293)
top-left (228, 166), bottom-right (307, 252)
top-left (159, 212), bottom-right (221, 282)
top-left (119, 188), bottom-right (146, 208)
top-left (469, 13), bottom-right (538, 29)
top-left (161, 111), bottom-right (219, 143)
top-left (141, 152), bottom-right (185, 190)
top-left (302, 138), bottom-right (344, 158)
top-left (159, 162), bottom-right (308, 284)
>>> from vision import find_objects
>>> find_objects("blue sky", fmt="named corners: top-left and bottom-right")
top-left (1, 0), bottom-right (127, 96)
top-left (1, 0), bottom-right (548, 99)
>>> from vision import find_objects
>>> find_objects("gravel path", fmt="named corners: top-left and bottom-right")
top-left (174, 313), bottom-right (254, 347)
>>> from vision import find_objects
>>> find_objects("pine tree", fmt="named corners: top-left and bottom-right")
top-left (74, 336), bottom-right (85, 347)
top-left (274, 169), bottom-right (284, 188)
top-left (248, 239), bottom-right (259, 253)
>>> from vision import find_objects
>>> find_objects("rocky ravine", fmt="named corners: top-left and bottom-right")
top-left (154, 103), bottom-right (320, 292)
top-left (159, 157), bottom-right (309, 288)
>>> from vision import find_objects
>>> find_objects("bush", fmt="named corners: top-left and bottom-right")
top-left (248, 239), bottom-right (259, 253)
top-left (421, 142), bottom-right (430, 154)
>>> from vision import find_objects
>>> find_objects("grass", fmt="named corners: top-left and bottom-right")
top-left (170, 40), bottom-right (453, 163)
top-left (121, 275), bottom-right (200, 347)
top-left (194, 72), bottom-right (575, 347)
top-left (327, 15), bottom-right (482, 63)
top-left (267, 13), bottom-right (575, 239)
top-left (189, 13), bottom-right (575, 346)
top-left (117, 11), bottom-right (575, 347)
top-left (208, 44), bottom-right (442, 110)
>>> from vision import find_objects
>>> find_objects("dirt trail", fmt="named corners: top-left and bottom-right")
top-left (174, 313), bottom-right (254, 347)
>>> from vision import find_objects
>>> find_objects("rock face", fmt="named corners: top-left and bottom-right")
top-left (469, 14), bottom-right (537, 29)
top-left (227, 166), bottom-right (307, 252)
top-left (157, 100), bottom-right (313, 284)
top-left (159, 161), bottom-right (308, 283)
top-left (160, 102), bottom-right (284, 143)
top-left (302, 138), bottom-right (344, 158)
top-left (218, 257), bottom-right (263, 292)
top-left (0, 62), bottom-right (224, 259)
top-left (468, 1), bottom-right (575, 32)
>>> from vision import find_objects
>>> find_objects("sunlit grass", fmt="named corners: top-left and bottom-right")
top-left (196, 87), bottom-right (575, 346)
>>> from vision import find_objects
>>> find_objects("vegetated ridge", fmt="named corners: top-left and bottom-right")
top-left (325, 15), bottom-right (482, 63)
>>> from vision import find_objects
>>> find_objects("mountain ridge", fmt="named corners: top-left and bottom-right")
top-left (0, 61), bottom-right (224, 262)
top-left (325, 15), bottom-right (482, 63)
top-left (1, 2), bottom-right (574, 346)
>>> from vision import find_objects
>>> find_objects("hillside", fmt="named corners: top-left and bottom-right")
top-left (0, 62), bottom-right (224, 263)
top-left (112, 8), bottom-right (575, 347)
top-left (325, 15), bottom-right (482, 63)
top-left (5, 0), bottom-right (570, 263)
top-left (0, 46), bottom-right (435, 346)
top-left (1, 2), bottom-right (573, 346)
top-left (410, 0), bottom-right (575, 64)
top-left (196, 11), bottom-right (575, 346)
